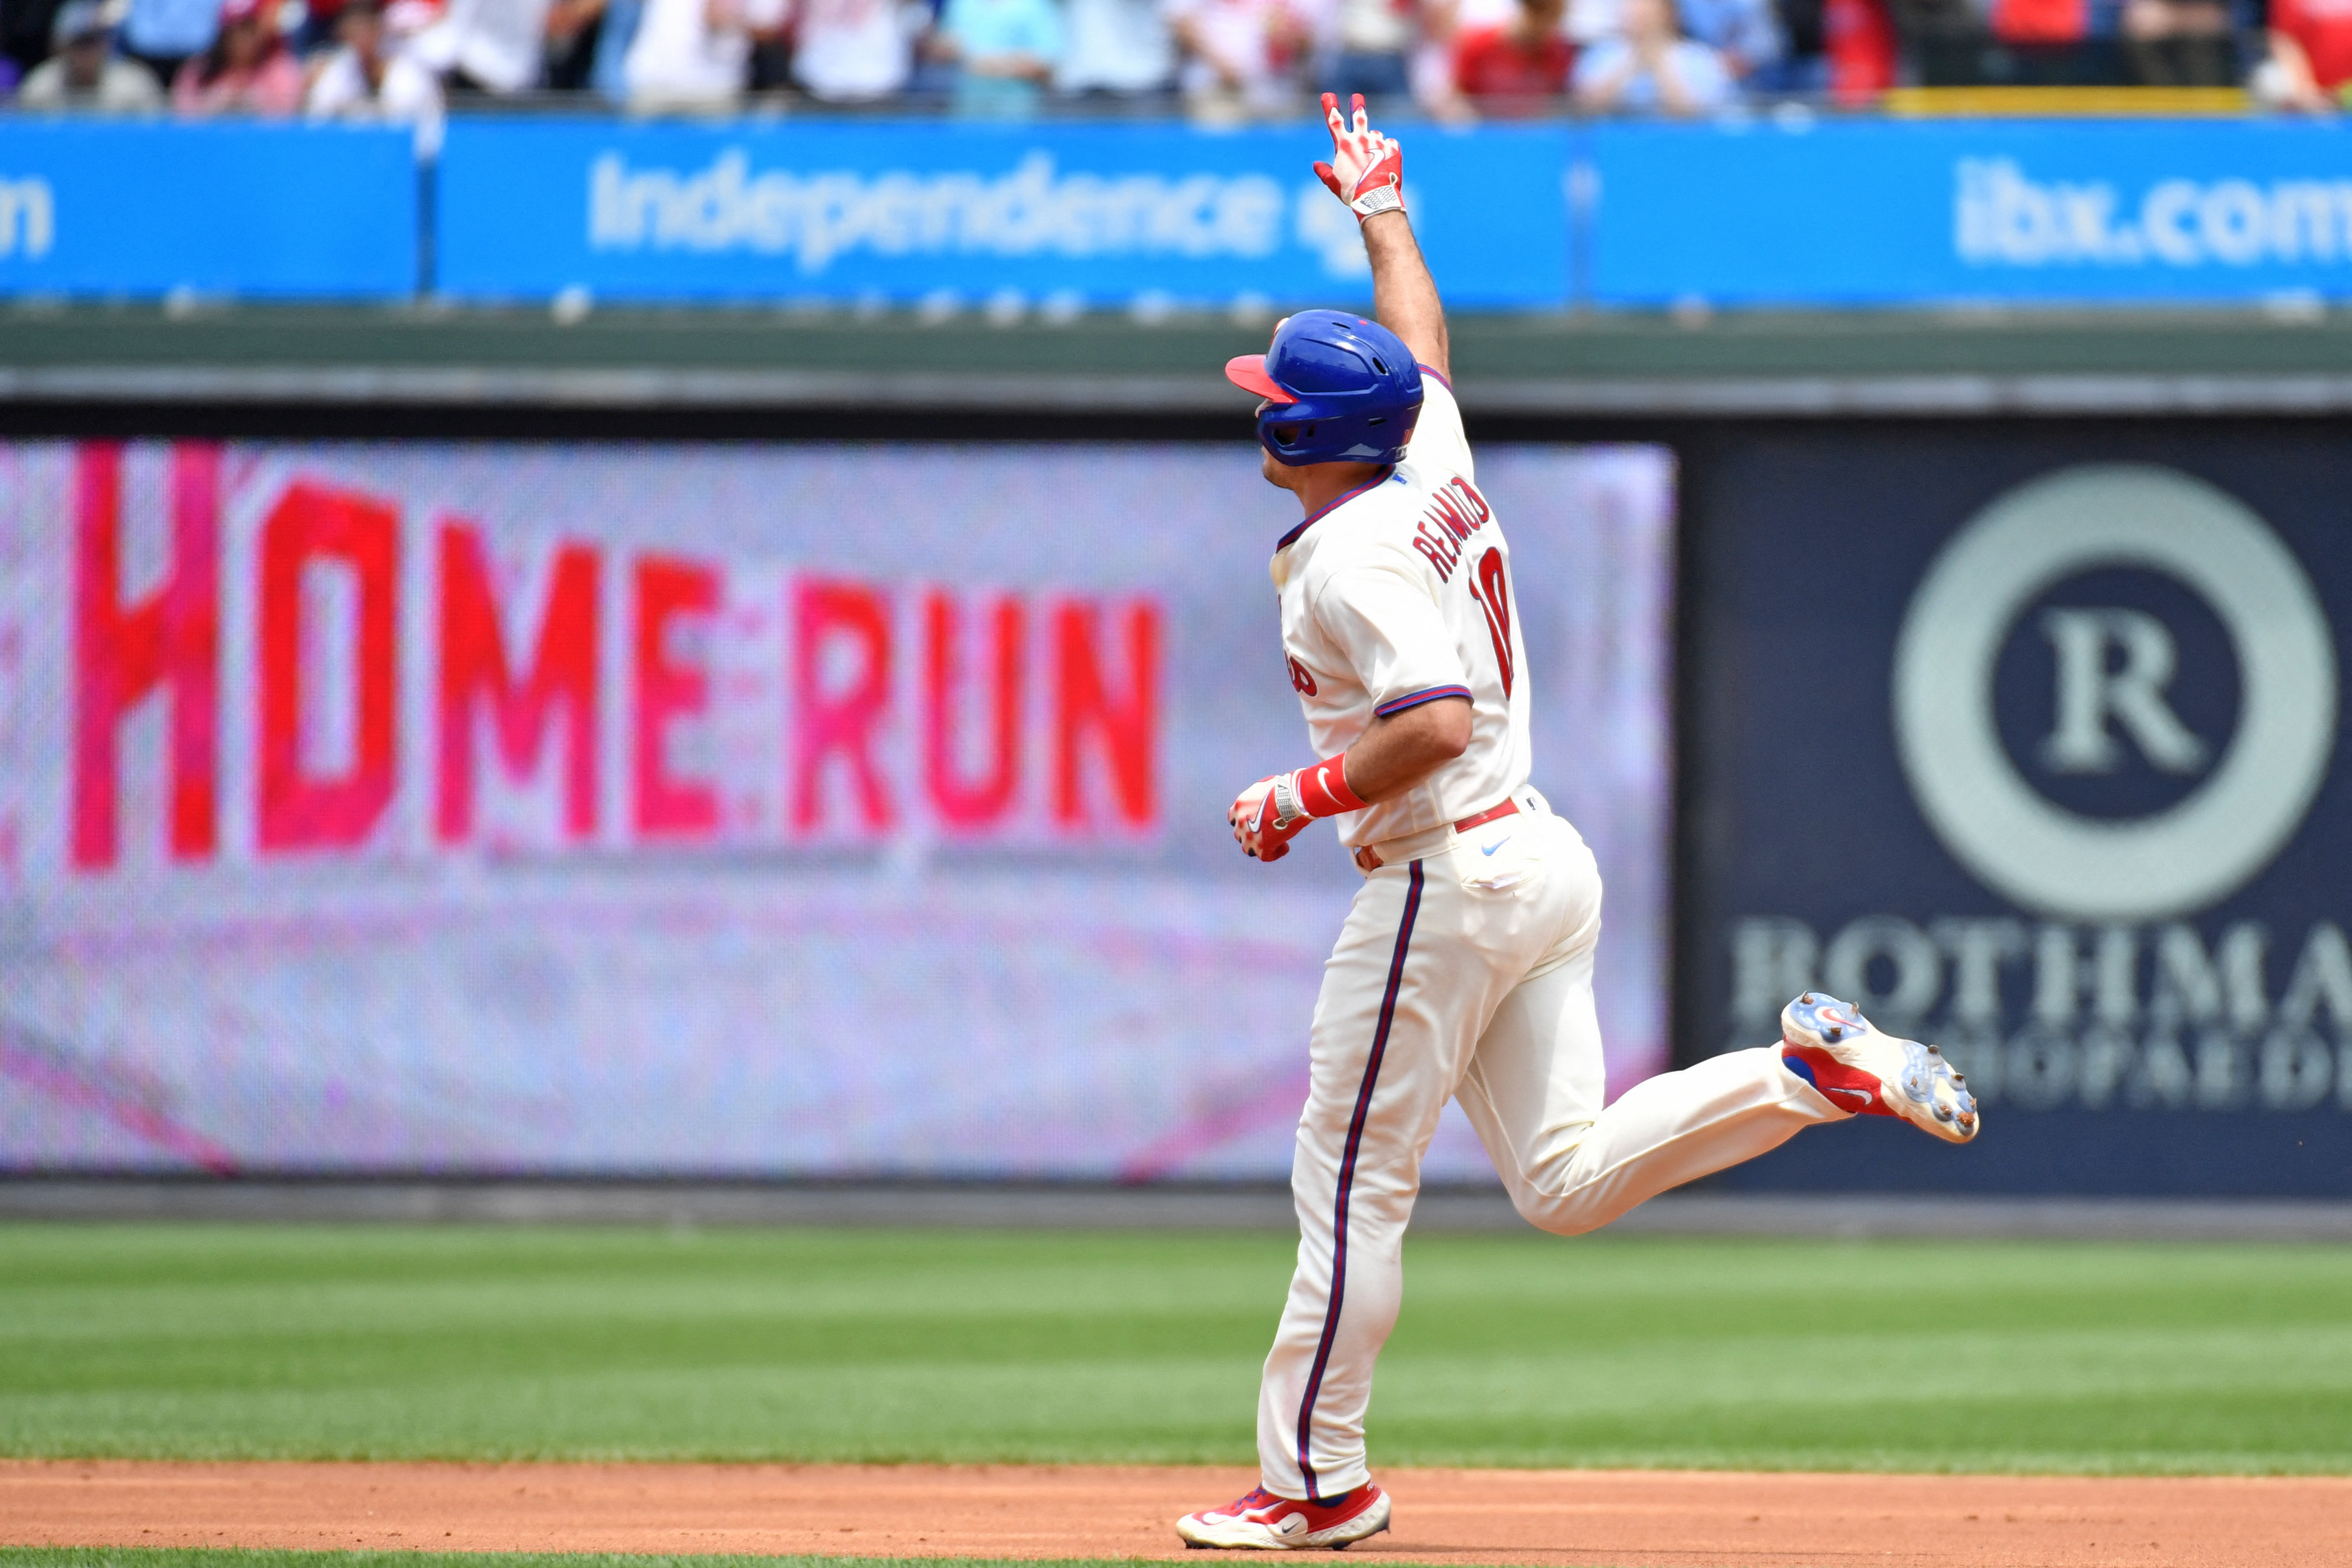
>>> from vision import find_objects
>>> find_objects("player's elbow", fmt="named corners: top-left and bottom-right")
top-left (1421, 695), bottom-right (1472, 762)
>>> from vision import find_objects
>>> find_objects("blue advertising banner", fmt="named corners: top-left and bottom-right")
top-left (433, 117), bottom-right (1572, 309)
top-left (1588, 118), bottom-right (2352, 306)
top-left (0, 121), bottom-right (416, 299)
top-left (4, 116), bottom-right (2351, 310)
top-left (1682, 429), bottom-right (2352, 1196)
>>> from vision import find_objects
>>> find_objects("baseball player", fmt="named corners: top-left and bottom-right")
top-left (1175, 96), bottom-right (1980, 1552)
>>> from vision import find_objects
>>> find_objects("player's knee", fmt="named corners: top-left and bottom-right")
top-left (1505, 1182), bottom-right (1608, 1238)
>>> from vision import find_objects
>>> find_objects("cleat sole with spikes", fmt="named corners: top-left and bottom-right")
top-left (1780, 991), bottom-right (1979, 1145)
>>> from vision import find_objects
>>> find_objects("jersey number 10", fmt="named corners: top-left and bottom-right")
top-left (1471, 547), bottom-right (1514, 700)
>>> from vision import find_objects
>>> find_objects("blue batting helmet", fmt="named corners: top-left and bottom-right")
top-left (1225, 310), bottom-right (1423, 467)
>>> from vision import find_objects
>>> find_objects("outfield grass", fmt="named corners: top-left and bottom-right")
top-left (1, 1223), bottom-right (2346, 1474)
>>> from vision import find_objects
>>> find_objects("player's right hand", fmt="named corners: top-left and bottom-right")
top-left (1314, 92), bottom-right (1405, 221)
top-left (1230, 776), bottom-right (1310, 863)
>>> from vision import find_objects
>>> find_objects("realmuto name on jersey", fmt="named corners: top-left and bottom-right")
top-left (1406, 475), bottom-right (1494, 583)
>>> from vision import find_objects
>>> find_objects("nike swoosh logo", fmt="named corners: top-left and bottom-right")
top-left (1480, 839), bottom-right (1505, 856)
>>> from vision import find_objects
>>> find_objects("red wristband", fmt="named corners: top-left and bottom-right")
top-left (1293, 753), bottom-right (1368, 817)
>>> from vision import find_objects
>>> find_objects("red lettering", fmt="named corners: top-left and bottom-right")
top-left (1454, 477), bottom-right (1492, 523)
top-left (71, 442), bottom-right (219, 869)
top-left (793, 578), bottom-right (896, 833)
top-left (434, 523), bottom-right (600, 845)
top-left (1411, 533), bottom-right (1454, 580)
top-left (634, 555), bottom-right (720, 840)
top-left (1473, 546), bottom-right (1515, 700)
top-left (924, 590), bottom-right (1024, 829)
top-left (257, 482), bottom-right (399, 853)
top-left (1053, 597), bottom-right (1159, 829)
top-left (1429, 490), bottom-right (1474, 542)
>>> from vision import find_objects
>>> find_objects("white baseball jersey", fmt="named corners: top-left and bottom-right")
top-left (1271, 369), bottom-right (1531, 851)
top-left (1246, 364), bottom-right (1852, 1514)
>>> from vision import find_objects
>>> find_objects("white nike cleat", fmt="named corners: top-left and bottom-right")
top-left (1176, 1483), bottom-right (1392, 1550)
top-left (1779, 991), bottom-right (1980, 1144)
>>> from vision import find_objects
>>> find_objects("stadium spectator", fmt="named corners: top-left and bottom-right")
top-left (1561, 0), bottom-right (1621, 47)
top-left (1323, 0), bottom-right (1426, 100)
top-left (305, 0), bottom-right (444, 150)
top-left (931, 0), bottom-right (1063, 114)
top-left (539, 0), bottom-right (609, 88)
top-left (1167, 0), bottom-right (1327, 118)
top-left (1055, 0), bottom-right (1175, 95)
top-left (786, 0), bottom-right (920, 100)
top-left (289, 0), bottom-right (351, 55)
top-left (899, 0), bottom-right (950, 95)
top-left (623, 0), bottom-right (785, 105)
top-left (1989, 0), bottom-right (2080, 44)
top-left (20, 0), bottom-right (167, 107)
top-left (585, 0), bottom-right (644, 94)
top-left (2262, 0), bottom-right (2352, 106)
top-left (1820, 0), bottom-right (1893, 97)
top-left (2, 0), bottom-right (67, 87)
top-left (122, 0), bottom-right (220, 86)
top-left (1985, 0), bottom-right (2130, 81)
top-left (746, 7), bottom-right (792, 85)
top-left (408, 0), bottom-right (557, 91)
top-left (1451, 0), bottom-right (1572, 105)
top-left (1892, 0), bottom-right (1996, 82)
top-left (1676, 0), bottom-right (1781, 76)
top-left (1750, 0), bottom-right (1824, 87)
top-left (1572, 0), bottom-right (1733, 110)
top-left (1411, 0), bottom-right (1548, 115)
top-left (172, 0), bottom-right (304, 112)
top-left (2118, 0), bottom-right (2236, 80)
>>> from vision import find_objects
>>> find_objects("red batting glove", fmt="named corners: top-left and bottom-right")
top-left (1313, 92), bottom-right (1405, 221)
top-left (1231, 776), bottom-right (1309, 863)
top-left (1229, 754), bottom-right (1370, 863)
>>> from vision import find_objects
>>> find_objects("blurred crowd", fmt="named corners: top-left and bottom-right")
top-left (0, 0), bottom-right (2345, 126)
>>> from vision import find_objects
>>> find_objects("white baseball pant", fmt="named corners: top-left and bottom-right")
top-left (1256, 801), bottom-right (1845, 1500)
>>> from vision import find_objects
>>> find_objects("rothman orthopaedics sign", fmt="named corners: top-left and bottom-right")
top-left (1683, 430), bottom-right (2352, 1197)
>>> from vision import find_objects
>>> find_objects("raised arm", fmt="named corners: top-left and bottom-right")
top-left (1363, 212), bottom-right (1449, 384)
top-left (1314, 93), bottom-right (1450, 382)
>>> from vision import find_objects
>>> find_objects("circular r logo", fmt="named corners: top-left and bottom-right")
top-left (1892, 464), bottom-right (2338, 922)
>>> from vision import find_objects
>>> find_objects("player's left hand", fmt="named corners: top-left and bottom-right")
top-left (1314, 92), bottom-right (1405, 221)
top-left (1230, 776), bottom-right (1311, 863)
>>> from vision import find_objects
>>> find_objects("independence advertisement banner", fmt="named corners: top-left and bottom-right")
top-left (433, 119), bottom-right (1572, 309)
top-left (1682, 428), bottom-right (2352, 1195)
top-left (0, 122), bottom-right (415, 299)
top-left (1588, 119), bottom-right (2352, 306)
top-left (0, 439), bottom-right (1670, 1178)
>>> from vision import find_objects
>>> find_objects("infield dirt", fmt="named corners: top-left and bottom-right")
top-left (3, 1461), bottom-right (2347, 1568)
